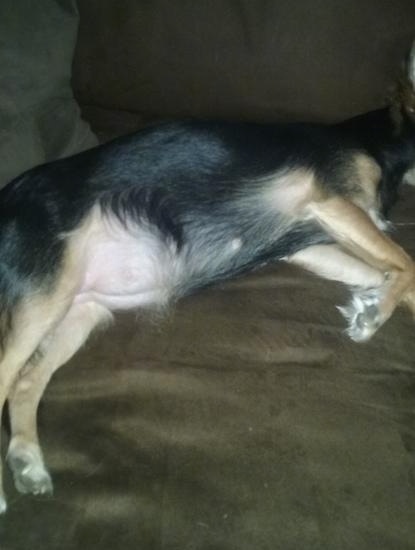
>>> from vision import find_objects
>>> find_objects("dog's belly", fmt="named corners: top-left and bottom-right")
top-left (74, 214), bottom-right (181, 311)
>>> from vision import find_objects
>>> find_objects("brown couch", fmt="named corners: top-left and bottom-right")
top-left (1, 2), bottom-right (415, 549)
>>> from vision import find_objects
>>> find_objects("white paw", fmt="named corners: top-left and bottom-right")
top-left (338, 288), bottom-right (383, 342)
top-left (7, 444), bottom-right (53, 496)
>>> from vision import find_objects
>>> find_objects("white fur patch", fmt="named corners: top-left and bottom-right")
top-left (230, 238), bottom-right (242, 252)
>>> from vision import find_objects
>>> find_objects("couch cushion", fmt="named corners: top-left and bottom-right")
top-left (0, 0), bottom-right (97, 187)
top-left (73, 0), bottom-right (415, 122)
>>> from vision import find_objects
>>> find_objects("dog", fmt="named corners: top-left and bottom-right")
top-left (0, 44), bottom-right (415, 513)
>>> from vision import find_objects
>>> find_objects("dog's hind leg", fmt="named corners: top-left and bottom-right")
top-left (0, 230), bottom-right (89, 512)
top-left (306, 196), bottom-right (415, 340)
top-left (6, 301), bottom-right (112, 497)
top-left (0, 293), bottom-right (77, 512)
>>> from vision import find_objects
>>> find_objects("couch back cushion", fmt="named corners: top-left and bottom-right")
top-left (73, 0), bottom-right (415, 122)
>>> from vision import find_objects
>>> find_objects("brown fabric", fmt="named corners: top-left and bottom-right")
top-left (73, 0), bottom-right (415, 122)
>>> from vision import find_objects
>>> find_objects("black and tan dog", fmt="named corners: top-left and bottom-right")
top-left (1, 45), bottom-right (415, 512)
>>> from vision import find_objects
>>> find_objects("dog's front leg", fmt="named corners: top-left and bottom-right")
top-left (304, 196), bottom-right (415, 340)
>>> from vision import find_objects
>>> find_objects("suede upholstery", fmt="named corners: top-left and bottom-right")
top-left (1, 2), bottom-right (415, 549)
